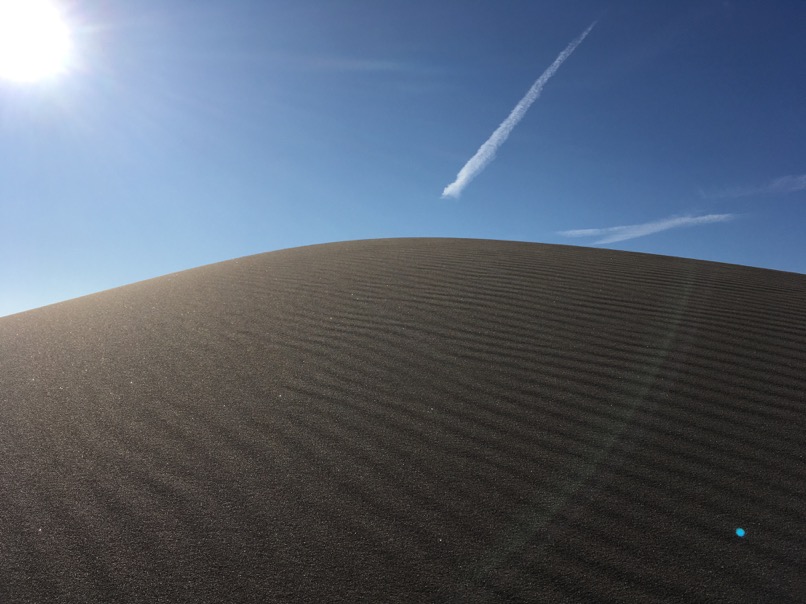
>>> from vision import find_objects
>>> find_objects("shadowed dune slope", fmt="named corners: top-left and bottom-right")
top-left (1, 238), bottom-right (804, 603)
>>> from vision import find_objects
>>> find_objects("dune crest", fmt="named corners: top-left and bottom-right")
top-left (1, 238), bottom-right (804, 602)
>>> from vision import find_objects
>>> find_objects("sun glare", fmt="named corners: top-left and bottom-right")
top-left (0, 0), bottom-right (73, 83)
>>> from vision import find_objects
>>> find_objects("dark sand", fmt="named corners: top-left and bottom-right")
top-left (0, 238), bottom-right (803, 603)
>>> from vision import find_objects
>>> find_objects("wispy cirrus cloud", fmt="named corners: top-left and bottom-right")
top-left (261, 52), bottom-right (430, 74)
top-left (295, 57), bottom-right (414, 73)
top-left (441, 22), bottom-right (596, 199)
top-left (703, 173), bottom-right (806, 199)
top-left (559, 214), bottom-right (735, 244)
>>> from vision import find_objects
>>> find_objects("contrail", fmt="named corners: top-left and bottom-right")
top-left (559, 213), bottom-right (735, 244)
top-left (703, 173), bottom-right (806, 199)
top-left (441, 21), bottom-right (596, 199)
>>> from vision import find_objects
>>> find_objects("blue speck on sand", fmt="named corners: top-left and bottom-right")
top-left (736, 528), bottom-right (746, 538)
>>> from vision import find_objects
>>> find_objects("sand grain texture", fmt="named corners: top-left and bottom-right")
top-left (1, 238), bottom-right (804, 602)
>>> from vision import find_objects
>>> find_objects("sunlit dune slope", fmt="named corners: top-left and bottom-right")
top-left (1, 238), bottom-right (804, 603)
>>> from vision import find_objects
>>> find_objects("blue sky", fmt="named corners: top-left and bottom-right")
top-left (2, 0), bottom-right (805, 317)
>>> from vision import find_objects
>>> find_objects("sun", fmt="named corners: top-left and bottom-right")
top-left (0, 0), bottom-right (73, 83)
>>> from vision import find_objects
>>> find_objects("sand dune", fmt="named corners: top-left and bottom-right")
top-left (1, 238), bottom-right (803, 602)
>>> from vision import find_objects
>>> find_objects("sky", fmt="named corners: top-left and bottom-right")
top-left (1, 0), bottom-right (805, 317)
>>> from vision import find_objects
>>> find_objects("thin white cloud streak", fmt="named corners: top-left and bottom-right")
top-left (441, 22), bottom-right (596, 199)
top-left (705, 173), bottom-right (806, 199)
top-left (262, 52), bottom-right (435, 74)
top-left (559, 214), bottom-right (735, 244)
